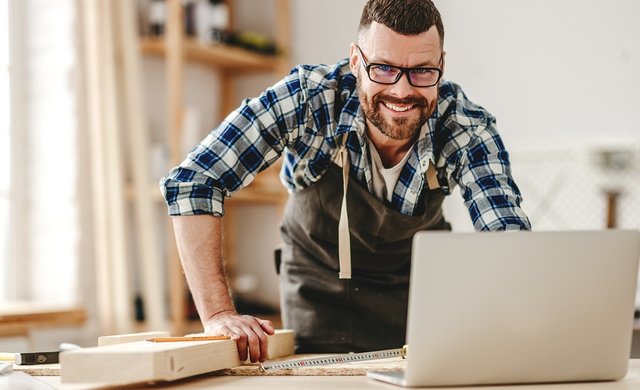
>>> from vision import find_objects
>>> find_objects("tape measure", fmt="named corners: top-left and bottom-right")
top-left (260, 345), bottom-right (407, 372)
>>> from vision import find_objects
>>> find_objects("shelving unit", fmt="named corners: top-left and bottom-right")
top-left (140, 38), bottom-right (280, 71)
top-left (149, 0), bottom-right (290, 336)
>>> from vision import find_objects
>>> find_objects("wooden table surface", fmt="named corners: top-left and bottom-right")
top-left (29, 359), bottom-right (640, 389)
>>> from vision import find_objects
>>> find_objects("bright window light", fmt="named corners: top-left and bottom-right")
top-left (0, 0), bottom-right (10, 301)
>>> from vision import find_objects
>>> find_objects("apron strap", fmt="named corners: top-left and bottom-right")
top-left (338, 137), bottom-right (352, 279)
top-left (336, 136), bottom-right (442, 279)
top-left (426, 162), bottom-right (441, 190)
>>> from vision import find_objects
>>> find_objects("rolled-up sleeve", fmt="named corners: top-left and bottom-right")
top-left (457, 120), bottom-right (531, 231)
top-left (160, 68), bottom-right (307, 216)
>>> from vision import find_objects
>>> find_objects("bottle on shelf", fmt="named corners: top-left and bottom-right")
top-left (208, 0), bottom-right (230, 44)
top-left (148, 0), bottom-right (166, 37)
top-left (183, 0), bottom-right (197, 37)
top-left (193, 0), bottom-right (230, 44)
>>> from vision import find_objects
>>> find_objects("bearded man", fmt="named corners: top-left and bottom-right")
top-left (161, 0), bottom-right (531, 363)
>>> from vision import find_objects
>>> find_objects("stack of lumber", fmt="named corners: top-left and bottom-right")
top-left (59, 330), bottom-right (294, 386)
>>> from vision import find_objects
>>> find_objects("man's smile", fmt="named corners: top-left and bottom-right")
top-left (381, 101), bottom-right (416, 113)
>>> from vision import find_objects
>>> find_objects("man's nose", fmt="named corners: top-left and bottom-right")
top-left (387, 72), bottom-right (414, 97)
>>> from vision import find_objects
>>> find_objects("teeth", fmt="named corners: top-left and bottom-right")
top-left (383, 102), bottom-right (412, 112)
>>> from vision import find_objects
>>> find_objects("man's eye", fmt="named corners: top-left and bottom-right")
top-left (411, 68), bottom-right (432, 75)
top-left (373, 65), bottom-right (394, 73)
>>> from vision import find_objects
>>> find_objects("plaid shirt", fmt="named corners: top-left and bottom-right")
top-left (161, 59), bottom-right (531, 231)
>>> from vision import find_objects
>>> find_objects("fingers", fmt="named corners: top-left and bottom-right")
top-left (227, 326), bottom-right (249, 362)
top-left (204, 313), bottom-right (272, 363)
top-left (258, 318), bottom-right (275, 335)
top-left (212, 323), bottom-right (248, 361)
top-left (235, 316), bottom-right (269, 363)
top-left (246, 317), bottom-right (269, 362)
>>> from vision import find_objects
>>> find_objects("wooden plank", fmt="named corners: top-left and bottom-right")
top-left (98, 331), bottom-right (170, 347)
top-left (80, 0), bottom-right (117, 336)
top-left (221, 70), bottom-right (235, 121)
top-left (114, 0), bottom-right (167, 332)
top-left (274, 0), bottom-right (291, 77)
top-left (60, 330), bottom-right (294, 385)
top-left (166, 0), bottom-right (188, 338)
top-left (85, 0), bottom-right (134, 335)
top-left (102, 0), bottom-right (133, 335)
top-left (14, 331), bottom-right (177, 376)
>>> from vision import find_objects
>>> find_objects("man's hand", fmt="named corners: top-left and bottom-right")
top-left (205, 310), bottom-right (275, 363)
top-left (172, 215), bottom-right (275, 362)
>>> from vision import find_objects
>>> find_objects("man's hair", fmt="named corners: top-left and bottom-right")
top-left (358, 0), bottom-right (444, 48)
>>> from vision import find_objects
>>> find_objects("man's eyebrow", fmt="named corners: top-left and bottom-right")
top-left (370, 56), bottom-right (440, 68)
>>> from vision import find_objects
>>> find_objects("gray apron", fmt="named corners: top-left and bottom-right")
top-left (278, 143), bottom-right (450, 353)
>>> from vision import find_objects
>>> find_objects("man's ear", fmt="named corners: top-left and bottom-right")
top-left (440, 50), bottom-right (447, 75)
top-left (349, 43), bottom-right (359, 77)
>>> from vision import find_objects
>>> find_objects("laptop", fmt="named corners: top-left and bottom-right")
top-left (367, 230), bottom-right (640, 387)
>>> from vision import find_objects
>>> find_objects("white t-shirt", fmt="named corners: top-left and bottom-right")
top-left (367, 137), bottom-right (412, 203)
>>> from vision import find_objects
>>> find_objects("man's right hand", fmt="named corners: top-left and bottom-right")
top-left (204, 310), bottom-right (275, 363)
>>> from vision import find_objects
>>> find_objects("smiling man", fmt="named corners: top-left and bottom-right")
top-left (161, 0), bottom-right (531, 363)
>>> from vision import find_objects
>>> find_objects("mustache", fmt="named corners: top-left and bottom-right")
top-left (373, 94), bottom-right (427, 107)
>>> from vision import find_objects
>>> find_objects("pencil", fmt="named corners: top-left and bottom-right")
top-left (146, 335), bottom-right (231, 342)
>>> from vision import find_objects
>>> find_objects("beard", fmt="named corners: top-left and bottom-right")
top-left (357, 76), bottom-right (436, 141)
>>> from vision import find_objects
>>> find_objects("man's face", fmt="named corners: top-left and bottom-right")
top-left (350, 22), bottom-right (444, 141)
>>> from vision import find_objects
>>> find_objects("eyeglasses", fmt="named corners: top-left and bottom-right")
top-left (355, 45), bottom-right (442, 88)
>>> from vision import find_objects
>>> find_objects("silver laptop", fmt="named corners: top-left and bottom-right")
top-left (368, 230), bottom-right (640, 387)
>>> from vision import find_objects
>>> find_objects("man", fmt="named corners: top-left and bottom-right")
top-left (161, 0), bottom-right (530, 363)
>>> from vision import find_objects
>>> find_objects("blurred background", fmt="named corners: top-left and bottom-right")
top-left (0, 0), bottom-right (638, 354)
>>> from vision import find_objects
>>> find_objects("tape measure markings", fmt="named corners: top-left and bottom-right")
top-left (260, 346), bottom-right (406, 372)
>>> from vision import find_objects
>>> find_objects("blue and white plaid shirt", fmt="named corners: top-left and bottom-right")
top-left (160, 59), bottom-right (531, 231)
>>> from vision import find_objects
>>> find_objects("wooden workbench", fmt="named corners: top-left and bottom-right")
top-left (28, 358), bottom-right (640, 389)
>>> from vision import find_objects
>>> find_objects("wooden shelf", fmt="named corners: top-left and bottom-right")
top-left (228, 162), bottom-right (288, 204)
top-left (125, 160), bottom-right (285, 204)
top-left (140, 38), bottom-right (281, 72)
top-left (155, 0), bottom-right (291, 338)
top-left (228, 187), bottom-right (287, 204)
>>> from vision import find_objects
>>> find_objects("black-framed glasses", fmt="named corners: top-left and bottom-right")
top-left (355, 45), bottom-right (442, 88)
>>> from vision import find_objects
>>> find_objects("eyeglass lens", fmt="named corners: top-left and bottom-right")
top-left (369, 65), bottom-right (439, 87)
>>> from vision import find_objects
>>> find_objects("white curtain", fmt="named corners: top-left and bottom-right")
top-left (3, 0), bottom-right (165, 337)
top-left (4, 0), bottom-right (80, 305)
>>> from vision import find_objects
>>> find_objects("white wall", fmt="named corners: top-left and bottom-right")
top-left (289, 0), bottom-right (367, 65)
top-left (436, 0), bottom-right (640, 147)
top-left (434, 0), bottom-right (640, 231)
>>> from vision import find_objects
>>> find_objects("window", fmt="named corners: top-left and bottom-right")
top-left (0, 0), bottom-right (10, 301)
top-left (0, 0), bottom-right (80, 303)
